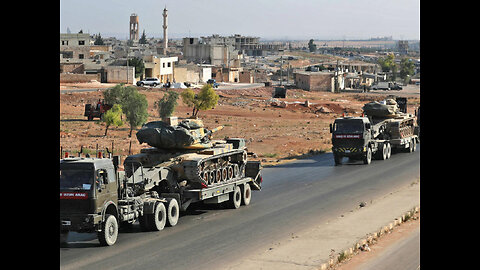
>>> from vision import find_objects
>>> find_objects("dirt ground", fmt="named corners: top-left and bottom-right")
top-left (60, 83), bottom-right (420, 166)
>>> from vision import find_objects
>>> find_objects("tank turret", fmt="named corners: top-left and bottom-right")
top-left (136, 118), bottom-right (223, 150)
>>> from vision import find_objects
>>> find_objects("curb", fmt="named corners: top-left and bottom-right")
top-left (318, 206), bottom-right (420, 270)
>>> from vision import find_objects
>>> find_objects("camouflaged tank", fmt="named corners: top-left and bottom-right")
top-left (129, 117), bottom-right (248, 189)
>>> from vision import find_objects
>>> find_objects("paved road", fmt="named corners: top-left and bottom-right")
top-left (357, 226), bottom-right (420, 270)
top-left (60, 146), bottom-right (420, 270)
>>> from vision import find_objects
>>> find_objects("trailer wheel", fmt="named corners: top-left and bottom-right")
top-left (148, 202), bottom-right (166, 231)
top-left (166, 198), bottom-right (179, 227)
top-left (228, 185), bottom-right (242, 209)
top-left (363, 146), bottom-right (372, 164)
top-left (386, 143), bottom-right (391, 159)
top-left (98, 214), bottom-right (118, 246)
top-left (408, 138), bottom-right (416, 153)
top-left (242, 183), bottom-right (252, 206)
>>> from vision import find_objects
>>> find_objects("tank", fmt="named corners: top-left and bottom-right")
top-left (128, 118), bottom-right (248, 189)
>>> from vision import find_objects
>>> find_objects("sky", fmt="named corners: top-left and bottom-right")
top-left (59, 0), bottom-right (420, 40)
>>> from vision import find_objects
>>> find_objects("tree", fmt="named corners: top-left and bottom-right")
top-left (377, 53), bottom-right (398, 80)
top-left (377, 53), bottom-right (396, 73)
top-left (94, 33), bottom-right (105, 45)
top-left (155, 90), bottom-right (179, 119)
top-left (123, 91), bottom-right (149, 137)
top-left (128, 57), bottom-right (145, 78)
top-left (102, 104), bottom-right (123, 136)
top-left (139, 30), bottom-right (147, 44)
top-left (181, 84), bottom-right (219, 118)
top-left (308, 39), bottom-right (317, 52)
top-left (103, 84), bottom-right (136, 107)
top-left (399, 58), bottom-right (415, 83)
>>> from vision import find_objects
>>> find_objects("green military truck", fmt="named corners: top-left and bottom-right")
top-left (329, 97), bottom-right (419, 165)
top-left (60, 118), bottom-right (262, 246)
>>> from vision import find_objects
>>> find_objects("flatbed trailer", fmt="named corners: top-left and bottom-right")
top-left (60, 157), bottom-right (262, 246)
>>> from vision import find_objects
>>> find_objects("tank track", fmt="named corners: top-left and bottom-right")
top-left (182, 149), bottom-right (247, 187)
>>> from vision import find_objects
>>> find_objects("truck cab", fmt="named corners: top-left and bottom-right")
top-left (60, 157), bottom-right (119, 237)
top-left (330, 117), bottom-right (372, 165)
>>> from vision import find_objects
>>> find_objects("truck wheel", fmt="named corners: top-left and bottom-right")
top-left (378, 143), bottom-right (387, 160)
top-left (148, 202), bottom-right (166, 231)
top-left (98, 214), bottom-right (118, 246)
top-left (334, 153), bottom-right (342, 166)
top-left (228, 185), bottom-right (242, 209)
top-left (386, 143), bottom-right (391, 159)
top-left (363, 147), bottom-right (372, 165)
top-left (166, 198), bottom-right (179, 227)
top-left (242, 183), bottom-right (252, 206)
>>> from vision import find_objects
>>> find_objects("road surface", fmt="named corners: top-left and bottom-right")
top-left (356, 225), bottom-right (420, 270)
top-left (60, 146), bottom-right (420, 270)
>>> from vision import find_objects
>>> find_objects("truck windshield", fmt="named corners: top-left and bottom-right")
top-left (60, 164), bottom-right (93, 190)
top-left (334, 120), bottom-right (364, 133)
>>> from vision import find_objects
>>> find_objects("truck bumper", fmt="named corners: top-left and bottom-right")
top-left (60, 214), bottom-right (102, 233)
top-left (333, 147), bottom-right (365, 157)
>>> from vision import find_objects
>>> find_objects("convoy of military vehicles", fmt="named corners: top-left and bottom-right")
top-left (61, 88), bottom-right (419, 246)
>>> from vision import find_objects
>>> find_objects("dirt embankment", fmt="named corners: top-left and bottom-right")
top-left (60, 84), bottom-right (420, 165)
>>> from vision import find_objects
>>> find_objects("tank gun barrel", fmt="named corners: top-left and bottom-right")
top-left (206, 126), bottom-right (224, 139)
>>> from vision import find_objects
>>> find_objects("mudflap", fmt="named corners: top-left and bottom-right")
top-left (245, 161), bottom-right (262, 190)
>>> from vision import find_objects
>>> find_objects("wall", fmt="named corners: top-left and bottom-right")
top-left (60, 73), bottom-right (100, 83)
top-left (105, 66), bottom-right (136, 84)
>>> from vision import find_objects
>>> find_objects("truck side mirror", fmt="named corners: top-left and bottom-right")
top-left (329, 123), bottom-right (333, 133)
top-left (365, 123), bottom-right (371, 130)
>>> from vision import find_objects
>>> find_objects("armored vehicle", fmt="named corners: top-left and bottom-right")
top-left (60, 117), bottom-right (262, 246)
top-left (330, 97), bottom-right (419, 165)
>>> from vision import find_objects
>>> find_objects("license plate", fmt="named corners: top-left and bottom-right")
top-left (61, 220), bottom-right (71, 226)
top-left (345, 150), bottom-right (351, 153)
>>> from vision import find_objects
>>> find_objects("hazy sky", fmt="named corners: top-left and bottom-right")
top-left (60, 0), bottom-right (420, 40)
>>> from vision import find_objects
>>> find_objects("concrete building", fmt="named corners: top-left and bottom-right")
top-left (294, 71), bottom-right (345, 92)
top-left (183, 36), bottom-right (238, 67)
top-left (183, 34), bottom-right (283, 65)
top-left (60, 33), bottom-right (93, 60)
top-left (143, 55), bottom-right (178, 83)
top-left (174, 64), bottom-right (212, 84)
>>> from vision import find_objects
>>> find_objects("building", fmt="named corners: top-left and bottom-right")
top-left (143, 55), bottom-right (178, 83)
top-left (60, 33), bottom-right (93, 60)
top-left (183, 36), bottom-right (238, 67)
top-left (294, 71), bottom-right (345, 92)
top-left (397, 40), bottom-right (409, 55)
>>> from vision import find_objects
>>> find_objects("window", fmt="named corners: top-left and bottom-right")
top-left (61, 40), bottom-right (68, 46)
top-left (163, 63), bottom-right (165, 68)
top-left (78, 40), bottom-right (85, 45)
top-left (79, 54), bottom-right (84, 59)
top-left (168, 62), bottom-right (171, 67)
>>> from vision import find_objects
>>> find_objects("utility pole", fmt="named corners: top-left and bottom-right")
top-left (280, 55), bottom-right (283, 86)
top-left (126, 45), bottom-right (129, 85)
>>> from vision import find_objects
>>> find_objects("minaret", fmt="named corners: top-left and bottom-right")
top-left (162, 6), bottom-right (168, 55)
top-left (129, 13), bottom-right (139, 41)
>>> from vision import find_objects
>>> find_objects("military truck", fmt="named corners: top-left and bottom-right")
top-left (60, 118), bottom-right (262, 246)
top-left (329, 97), bottom-right (419, 165)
